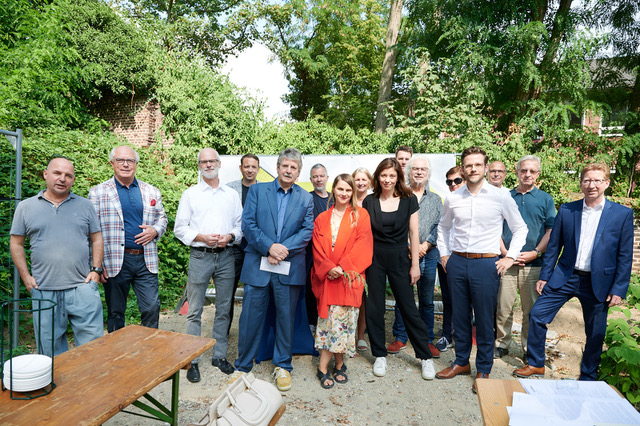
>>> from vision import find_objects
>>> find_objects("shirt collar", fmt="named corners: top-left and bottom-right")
top-left (464, 179), bottom-right (491, 195)
top-left (582, 197), bottom-right (605, 211)
top-left (114, 177), bottom-right (138, 189)
top-left (274, 179), bottom-right (292, 193)
top-left (37, 190), bottom-right (75, 202)
top-left (197, 180), bottom-right (226, 193)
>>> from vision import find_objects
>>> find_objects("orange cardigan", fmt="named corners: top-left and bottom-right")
top-left (311, 206), bottom-right (374, 319)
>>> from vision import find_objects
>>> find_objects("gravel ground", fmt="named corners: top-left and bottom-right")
top-left (105, 298), bottom-right (602, 425)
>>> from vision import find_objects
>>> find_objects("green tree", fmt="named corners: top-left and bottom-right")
top-left (116, 0), bottom-right (259, 65)
top-left (261, 0), bottom-right (387, 129)
top-left (0, 0), bottom-right (154, 131)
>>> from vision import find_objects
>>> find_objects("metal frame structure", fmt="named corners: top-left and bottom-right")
top-left (1, 128), bottom-right (22, 349)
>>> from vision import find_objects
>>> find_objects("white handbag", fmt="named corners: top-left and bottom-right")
top-left (189, 373), bottom-right (284, 426)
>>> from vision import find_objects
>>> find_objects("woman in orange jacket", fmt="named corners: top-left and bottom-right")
top-left (311, 174), bottom-right (373, 389)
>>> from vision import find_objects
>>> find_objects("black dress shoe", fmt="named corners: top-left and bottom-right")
top-left (212, 358), bottom-right (235, 375)
top-left (187, 364), bottom-right (201, 383)
top-left (494, 347), bottom-right (509, 358)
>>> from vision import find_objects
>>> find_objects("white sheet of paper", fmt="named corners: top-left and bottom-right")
top-left (509, 384), bottom-right (640, 426)
top-left (259, 257), bottom-right (291, 275)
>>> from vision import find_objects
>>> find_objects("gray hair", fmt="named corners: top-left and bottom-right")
top-left (197, 148), bottom-right (219, 162)
top-left (310, 163), bottom-right (327, 177)
top-left (405, 155), bottom-right (432, 186)
top-left (516, 155), bottom-right (541, 172)
top-left (109, 146), bottom-right (140, 163)
top-left (277, 147), bottom-right (303, 170)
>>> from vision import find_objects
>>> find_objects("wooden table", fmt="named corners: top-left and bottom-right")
top-left (475, 378), bottom-right (626, 426)
top-left (0, 325), bottom-right (215, 425)
top-left (475, 378), bottom-right (525, 426)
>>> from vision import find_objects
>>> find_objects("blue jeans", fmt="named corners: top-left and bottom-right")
top-left (31, 282), bottom-right (104, 357)
top-left (104, 252), bottom-right (160, 332)
top-left (186, 247), bottom-right (235, 363)
top-left (392, 248), bottom-right (438, 343)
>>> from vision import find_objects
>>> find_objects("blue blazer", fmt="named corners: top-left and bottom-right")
top-left (539, 199), bottom-right (634, 302)
top-left (240, 180), bottom-right (314, 286)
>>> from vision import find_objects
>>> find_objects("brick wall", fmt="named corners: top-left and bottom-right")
top-left (91, 94), bottom-right (171, 147)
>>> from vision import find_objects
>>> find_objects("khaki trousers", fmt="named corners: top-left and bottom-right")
top-left (495, 265), bottom-right (540, 352)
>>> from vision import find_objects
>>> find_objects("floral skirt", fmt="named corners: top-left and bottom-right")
top-left (314, 305), bottom-right (359, 357)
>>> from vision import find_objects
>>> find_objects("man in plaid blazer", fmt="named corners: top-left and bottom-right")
top-left (89, 145), bottom-right (168, 332)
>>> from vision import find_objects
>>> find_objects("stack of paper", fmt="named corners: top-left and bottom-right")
top-left (507, 380), bottom-right (640, 425)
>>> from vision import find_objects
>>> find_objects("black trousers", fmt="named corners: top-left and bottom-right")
top-left (365, 244), bottom-right (432, 359)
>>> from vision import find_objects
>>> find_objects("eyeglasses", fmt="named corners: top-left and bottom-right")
top-left (581, 179), bottom-right (606, 186)
top-left (198, 159), bottom-right (220, 165)
top-left (446, 177), bottom-right (464, 186)
top-left (114, 158), bottom-right (137, 165)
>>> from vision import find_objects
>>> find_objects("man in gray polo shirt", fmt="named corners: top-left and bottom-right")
top-left (10, 157), bottom-right (104, 357)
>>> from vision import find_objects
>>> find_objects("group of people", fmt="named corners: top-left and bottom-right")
top-left (10, 143), bottom-right (634, 396)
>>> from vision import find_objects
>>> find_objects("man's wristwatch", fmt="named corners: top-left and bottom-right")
top-left (90, 266), bottom-right (104, 275)
top-left (228, 234), bottom-right (236, 244)
top-left (534, 248), bottom-right (542, 258)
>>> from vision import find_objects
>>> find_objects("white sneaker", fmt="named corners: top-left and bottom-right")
top-left (373, 357), bottom-right (387, 377)
top-left (421, 359), bottom-right (435, 380)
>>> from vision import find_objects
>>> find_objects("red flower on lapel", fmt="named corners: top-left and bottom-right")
top-left (150, 199), bottom-right (156, 206)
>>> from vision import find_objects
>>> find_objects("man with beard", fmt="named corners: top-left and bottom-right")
top-left (235, 148), bottom-right (314, 391)
top-left (175, 148), bottom-right (243, 382)
top-left (436, 146), bottom-right (527, 393)
top-left (89, 145), bottom-right (168, 332)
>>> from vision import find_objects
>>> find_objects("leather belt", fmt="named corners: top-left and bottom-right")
top-left (573, 269), bottom-right (591, 277)
top-left (452, 251), bottom-right (498, 259)
top-left (192, 246), bottom-right (228, 254)
top-left (124, 248), bottom-right (143, 255)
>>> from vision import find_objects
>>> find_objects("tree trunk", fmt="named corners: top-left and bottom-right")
top-left (375, 0), bottom-right (403, 133)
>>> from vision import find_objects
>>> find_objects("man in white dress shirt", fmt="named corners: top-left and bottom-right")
top-left (174, 148), bottom-right (243, 382)
top-left (435, 146), bottom-right (528, 393)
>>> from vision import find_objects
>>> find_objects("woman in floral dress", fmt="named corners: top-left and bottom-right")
top-left (311, 174), bottom-right (373, 389)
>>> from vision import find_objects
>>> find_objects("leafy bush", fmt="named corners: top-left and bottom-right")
top-left (599, 274), bottom-right (640, 409)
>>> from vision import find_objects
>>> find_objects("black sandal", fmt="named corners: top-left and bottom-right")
top-left (316, 369), bottom-right (334, 389)
top-left (333, 364), bottom-right (348, 384)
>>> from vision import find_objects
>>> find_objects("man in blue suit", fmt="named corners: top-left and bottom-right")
top-left (235, 148), bottom-right (314, 391)
top-left (514, 163), bottom-right (634, 381)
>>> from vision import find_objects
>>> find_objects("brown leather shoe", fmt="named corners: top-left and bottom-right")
top-left (436, 363), bottom-right (471, 379)
top-left (513, 365), bottom-right (545, 378)
top-left (472, 372), bottom-right (489, 394)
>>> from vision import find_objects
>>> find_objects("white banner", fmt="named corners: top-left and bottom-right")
top-left (218, 153), bottom-right (457, 200)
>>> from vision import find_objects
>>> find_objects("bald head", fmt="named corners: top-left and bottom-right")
top-left (44, 157), bottom-right (75, 199)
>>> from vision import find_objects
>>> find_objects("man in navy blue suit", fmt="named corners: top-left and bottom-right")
top-left (235, 148), bottom-right (314, 391)
top-left (514, 163), bottom-right (634, 381)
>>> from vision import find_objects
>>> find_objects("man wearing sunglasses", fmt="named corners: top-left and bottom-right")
top-left (89, 145), bottom-right (168, 333)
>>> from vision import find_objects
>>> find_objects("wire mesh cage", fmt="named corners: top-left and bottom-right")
top-left (1, 298), bottom-right (57, 400)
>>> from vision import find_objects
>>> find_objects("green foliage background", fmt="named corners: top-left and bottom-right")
top-left (1, 0), bottom-right (639, 401)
